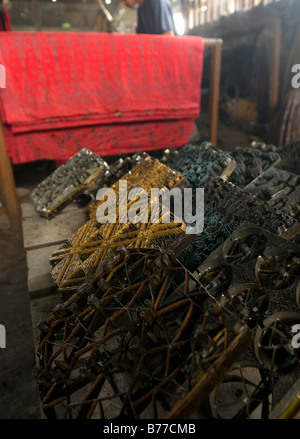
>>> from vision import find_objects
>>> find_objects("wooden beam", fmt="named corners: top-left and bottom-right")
top-left (268, 18), bottom-right (281, 121)
top-left (0, 118), bottom-right (21, 228)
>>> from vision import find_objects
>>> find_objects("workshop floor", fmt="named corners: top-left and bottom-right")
top-left (0, 193), bottom-right (41, 419)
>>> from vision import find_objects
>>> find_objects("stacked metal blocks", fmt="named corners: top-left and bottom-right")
top-left (245, 167), bottom-right (300, 222)
top-left (161, 142), bottom-right (237, 188)
top-left (178, 177), bottom-right (297, 272)
top-left (228, 145), bottom-right (282, 188)
top-left (32, 140), bottom-right (300, 419)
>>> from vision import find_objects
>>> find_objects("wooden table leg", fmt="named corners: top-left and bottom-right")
top-left (209, 40), bottom-right (222, 146)
top-left (0, 119), bottom-right (21, 228)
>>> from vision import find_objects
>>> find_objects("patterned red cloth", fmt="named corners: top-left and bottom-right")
top-left (0, 32), bottom-right (204, 164)
top-left (3, 119), bottom-right (195, 164)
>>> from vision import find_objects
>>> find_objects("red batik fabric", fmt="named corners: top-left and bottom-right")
top-left (3, 119), bottom-right (195, 164)
top-left (0, 32), bottom-right (204, 164)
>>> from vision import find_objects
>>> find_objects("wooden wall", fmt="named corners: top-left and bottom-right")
top-left (183, 0), bottom-right (280, 30)
top-left (189, 0), bottom-right (300, 147)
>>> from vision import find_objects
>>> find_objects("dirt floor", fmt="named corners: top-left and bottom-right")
top-left (0, 116), bottom-right (256, 419)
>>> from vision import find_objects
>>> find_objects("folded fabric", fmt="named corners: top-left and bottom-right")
top-left (0, 32), bottom-right (204, 133)
top-left (0, 32), bottom-right (204, 164)
top-left (3, 118), bottom-right (195, 165)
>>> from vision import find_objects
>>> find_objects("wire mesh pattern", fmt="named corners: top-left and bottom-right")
top-left (35, 247), bottom-right (251, 419)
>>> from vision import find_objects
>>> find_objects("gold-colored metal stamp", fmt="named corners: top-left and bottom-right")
top-left (50, 156), bottom-right (191, 297)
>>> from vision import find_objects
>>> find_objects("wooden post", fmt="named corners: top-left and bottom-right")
top-left (0, 119), bottom-right (21, 228)
top-left (203, 39), bottom-right (223, 146)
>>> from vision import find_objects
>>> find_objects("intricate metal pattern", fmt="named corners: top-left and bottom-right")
top-left (179, 178), bottom-right (297, 272)
top-left (209, 361), bottom-right (269, 419)
top-left (250, 141), bottom-right (279, 153)
top-left (31, 141), bottom-right (300, 419)
top-left (229, 146), bottom-right (282, 188)
top-left (32, 149), bottom-right (109, 218)
top-left (254, 312), bottom-right (300, 374)
top-left (278, 140), bottom-right (300, 176)
top-left (50, 156), bottom-right (191, 298)
top-left (245, 167), bottom-right (300, 222)
top-left (191, 224), bottom-right (300, 418)
top-left (161, 142), bottom-right (236, 188)
top-left (193, 224), bottom-right (300, 319)
top-left (101, 152), bottom-right (149, 188)
top-left (88, 155), bottom-right (187, 221)
top-left (35, 247), bottom-right (251, 419)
